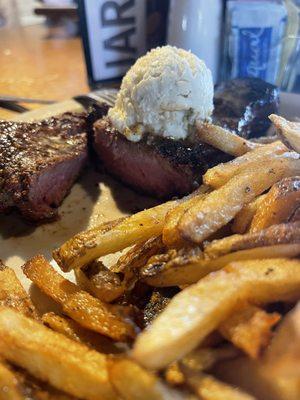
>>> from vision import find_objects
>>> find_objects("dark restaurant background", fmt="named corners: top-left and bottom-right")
top-left (0, 0), bottom-right (299, 119)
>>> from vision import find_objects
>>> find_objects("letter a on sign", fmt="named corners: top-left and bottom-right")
top-left (78, 0), bottom-right (146, 83)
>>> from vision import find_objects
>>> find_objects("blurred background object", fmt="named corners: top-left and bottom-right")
top-left (167, 0), bottom-right (223, 83)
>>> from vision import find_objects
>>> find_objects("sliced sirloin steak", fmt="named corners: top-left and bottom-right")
top-left (93, 117), bottom-right (231, 199)
top-left (0, 112), bottom-right (90, 222)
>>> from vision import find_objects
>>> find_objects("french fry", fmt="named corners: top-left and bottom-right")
top-left (23, 255), bottom-right (136, 341)
top-left (133, 258), bottom-right (300, 369)
top-left (0, 308), bottom-right (117, 400)
top-left (42, 312), bottom-right (121, 354)
top-left (270, 114), bottom-right (300, 153)
top-left (205, 222), bottom-right (300, 259)
top-left (249, 177), bottom-right (300, 232)
top-left (232, 194), bottom-right (267, 234)
top-left (162, 185), bottom-right (211, 247)
top-left (219, 304), bottom-right (281, 358)
top-left (53, 200), bottom-right (177, 272)
top-left (179, 158), bottom-right (300, 244)
top-left (142, 243), bottom-right (300, 287)
top-left (215, 304), bottom-right (300, 400)
top-left (196, 121), bottom-right (261, 156)
top-left (62, 291), bottom-right (136, 341)
top-left (0, 263), bottom-right (38, 319)
top-left (203, 141), bottom-right (288, 189)
top-left (108, 359), bottom-right (188, 400)
top-left (0, 361), bottom-right (24, 400)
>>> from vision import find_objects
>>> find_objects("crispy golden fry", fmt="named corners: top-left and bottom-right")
top-left (54, 200), bottom-right (177, 272)
top-left (0, 361), bottom-right (24, 400)
top-left (270, 114), bottom-right (300, 153)
top-left (0, 308), bottom-right (117, 400)
top-left (196, 121), bottom-right (261, 156)
top-left (0, 263), bottom-right (37, 318)
top-left (219, 304), bottom-right (280, 359)
top-left (179, 158), bottom-right (300, 244)
top-left (162, 185), bottom-right (211, 247)
top-left (249, 177), bottom-right (300, 232)
top-left (182, 371), bottom-right (255, 400)
top-left (205, 222), bottom-right (300, 259)
top-left (203, 141), bottom-right (288, 189)
top-left (215, 304), bottom-right (300, 400)
top-left (133, 258), bottom-right (300, 369)
top-left (108, 358), bottom-right (189, 400)
top-left (62, 291), bottom-right (136, 341)
top-left (23, 255), bottom-right (136, 341)
top-left (143, 243), bottom-right (300, 287)
top-left (232, 195), bottom-right (267, 234)
top-left (42, 312), bottom-right (121, 354)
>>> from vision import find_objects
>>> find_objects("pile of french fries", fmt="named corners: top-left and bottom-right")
top-left (1, 115), bottom-right (300, 400)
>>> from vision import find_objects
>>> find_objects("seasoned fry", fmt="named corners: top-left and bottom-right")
top-left (203, 141), bottom-right (287, 188)
top-left (219, 304), bottom-right (280, 358)
top-left (250, 177), bottom-right (300, 232)
top-left (205, 222), bottom-right (300, 259)
top-left (196, 121), bottom-right (261, 156)
top-left (179, 158), bottom-right (300, 244)
top-left (54, 200), bottom-right (177, 271)
top-left (270, 114), bottom-right (300, 153)
top-left (133, 258), bottom-right (300, 369)
top-left (0, 361), bottom-right (24, 400)
top-left (0, 308), bottom-right (117, 400)
top-left (142, 243), bottom-right (300, 287)
top-left (232, 195), bottom-right (267, 234)
top-left (62, 291), bottom-right (136, 341)
top-left (108, 359), bottom-right (188, 400)
top-left (23, 255), bottom-right (136, 341)
top-left (42, 312), bottom-right (121, 353)
top-left (162, 185), bottom-right (211, 247)
top-left (0, 263), bottom-right (37, 318)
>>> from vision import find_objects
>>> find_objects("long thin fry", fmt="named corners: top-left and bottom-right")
top-left (0, 308), bottom-right (117, 400)
top-left (54, 200), bottom-right (177, 271)
top-left (205, 222), bottom-right (300, 259)
top-left (179, 158), bottom-right (300, 244)
top-left (133, 258), bottom-right (300, 369)
top-left (23, 255), bottom-right (136, 341)
top-left (42, 312), bottom-right (121, 354)
top-left (196, 121), bottom-right (261, 156)
top-left (142, 243), bottom-right (300, 287)
top-left (203, 141), bottom-right (287, 188)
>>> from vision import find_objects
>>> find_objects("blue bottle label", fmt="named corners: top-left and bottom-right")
top-left (238, 27), bottom-right (272, 80)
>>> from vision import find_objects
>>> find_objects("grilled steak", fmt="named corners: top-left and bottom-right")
top-left (0, 112), bottom-right (89, 222)
top-left (213, 78), bottom-right (279, 138)
top-left (93, 118), bottom-right (230, 199)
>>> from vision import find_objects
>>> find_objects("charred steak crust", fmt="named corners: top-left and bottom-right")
top-left (93, 118), bottom-right (230, 199)
top-left (0, 112), bottom-right (89, 222)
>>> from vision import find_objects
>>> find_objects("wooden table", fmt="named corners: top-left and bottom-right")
top-left (0, 24), bottom-right (89, 119)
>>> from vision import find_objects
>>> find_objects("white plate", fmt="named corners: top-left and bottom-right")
top-left (1, 92), bottom-right (299, 298)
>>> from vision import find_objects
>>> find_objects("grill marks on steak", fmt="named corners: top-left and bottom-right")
top-left (93, 118), bottom-right (230, 199)
top-left (0, 113), bottom-right (89, 222)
